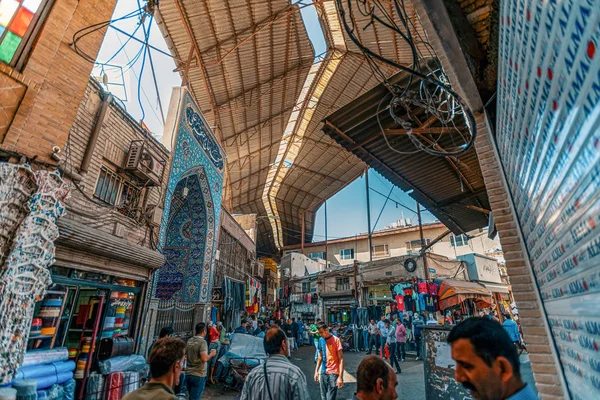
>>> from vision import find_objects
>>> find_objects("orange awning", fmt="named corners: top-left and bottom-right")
top-left (438, 280), bottom-right (493, 310)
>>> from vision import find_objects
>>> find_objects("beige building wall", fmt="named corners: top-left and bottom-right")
top-left (285, 223), bottom-right (502, 265)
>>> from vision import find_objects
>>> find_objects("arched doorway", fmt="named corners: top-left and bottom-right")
top-left (156, 171), bottom-right (208, 302)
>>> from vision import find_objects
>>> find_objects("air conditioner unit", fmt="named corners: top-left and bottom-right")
top-left (147, 205), bottom-right (164, 227)
top-left (124, 140), bottom-right (165, 186)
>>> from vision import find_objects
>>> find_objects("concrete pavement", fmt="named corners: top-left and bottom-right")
top-left (202, 346), bottom-right (536, 400)
top-left (203, 345), bottom-right (426, 400)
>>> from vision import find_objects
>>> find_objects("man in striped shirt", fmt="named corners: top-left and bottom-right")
top-left (240, 328), bottom-right (310, 400)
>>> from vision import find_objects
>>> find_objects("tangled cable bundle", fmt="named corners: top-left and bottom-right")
top-left (336, 0), bottom-right (477, 157)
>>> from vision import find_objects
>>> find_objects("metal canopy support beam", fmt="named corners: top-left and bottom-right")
top-left (422, 228), bottom-right (451, 252)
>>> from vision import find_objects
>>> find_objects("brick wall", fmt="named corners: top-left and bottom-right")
top-left (412, 1), bottom-right (565, 398)
top-left (0, 0), bottom-right (117, 163)
top-left (62, 79), bottom-right (170, 249)
top-left (474, 115), bottom-right (565, 399)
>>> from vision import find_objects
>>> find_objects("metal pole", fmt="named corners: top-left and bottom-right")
top-left (324, 200), bottom-right (328, 265)
top-left (417, 202), bottom-right (429, 280)
top-left (301, 211), bottom-right (305, 254)
top-left (365, 169), bottom-right (373, 262)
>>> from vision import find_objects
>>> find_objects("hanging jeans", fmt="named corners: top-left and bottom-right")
top-left (388, 343), bottom-right (402, 372)
top-left (351, 307), bottom-right (358, 325)
top-left (397, 342), bottom-right (406, 361)
top-left (363, 329), bottom-right (369, 350)
top-left (353, 329), bottom-right (361, 351)
top-left (358, 308), bottom-right (369, 326)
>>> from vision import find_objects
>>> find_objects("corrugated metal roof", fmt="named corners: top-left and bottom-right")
top-left (321, 70), bottom-right (490, 235)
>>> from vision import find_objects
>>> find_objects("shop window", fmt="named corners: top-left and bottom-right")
top-left (371, 244), bottom-right (389, 258)
top-left (308, 251), bottom-right (324, 260)
top-left (339, 248), bottom-right (354, 260)
top-left (0, 0), bottom-right (54, 68)
top-left (406, 239), bottom-right (431, 250)
top-left (450, 234), bottom-right (469, 247)
top-left (302, 281), bottom-right (311, 293)
top-left (336, 277), bottom-right (350, 291)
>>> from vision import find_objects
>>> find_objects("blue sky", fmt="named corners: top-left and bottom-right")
top-left (96, 1), bottom-right (435, 242)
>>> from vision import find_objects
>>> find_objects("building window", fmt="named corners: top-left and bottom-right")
top-left (406, 239), bottom-right (431, 250)
top-left (94, 166), bottom-right (121, 205)
top-left (302, 281), bottom-right (310, 293)
top-left (339, 248), bottom-right (354, 260)
top-left (308, 251), bottom-right (324, 260)
top-left (94, 165), bottom-right (142, 219)
top-left (0, 0), bottom-right (53, 68)
top-left (450, 234), bottom-right (469, 247)
top-left (335, 277), bottom-right (350, 291)
top-left (371, 244), bottom-right (389, 258)
top-left (117, 181), bottom-right (141, 219)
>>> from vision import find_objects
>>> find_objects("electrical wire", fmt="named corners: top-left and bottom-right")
top-left (335, 0), bottom-right (477, 158)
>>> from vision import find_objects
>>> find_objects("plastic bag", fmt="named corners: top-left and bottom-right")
top-left (97, 355), bottom-right (147, 375)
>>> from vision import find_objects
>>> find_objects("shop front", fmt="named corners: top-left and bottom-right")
top-left (14, 216), bottom-right (164, 399)
top-left (437, 279), bottom-right (493, 323)
top-left (321, 290), bottom-right (357, 325)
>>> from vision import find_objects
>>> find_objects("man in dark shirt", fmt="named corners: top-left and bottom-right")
top-left (235, 320), bottom-right (250, 334)
top-left (282, 319), bottom-right (294, 357)
top-left (291, 318), bottom-right (299, 350)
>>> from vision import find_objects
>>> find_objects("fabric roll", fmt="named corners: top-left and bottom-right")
top-left (14, 361), bottom-right (75, 380)
top-left (103, 372), bottom-right (123, 400)
top-left (62, 378), bottom-right (75, 400)
top-left (13, 372), bottom-right (73, 390)
top-left (22, 348), bottom-right (68, 367)
top-left (84, 373), bottom-right (104, 400)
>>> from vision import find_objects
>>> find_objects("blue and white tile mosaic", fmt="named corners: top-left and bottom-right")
top-left (155, 89), bottom-right (225, 304)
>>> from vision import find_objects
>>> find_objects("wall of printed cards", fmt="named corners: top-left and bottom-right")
top-left (497, 0), bottom-right (599, 398)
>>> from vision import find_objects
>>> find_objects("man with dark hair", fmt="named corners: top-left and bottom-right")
top-left (282, 319), bottom-right (294, 357)
top-left (354, 355), bottom-right (398, 400)
top-left (123, 338), bottom-right (186, 399)
top-left (366, 319), bottom-right (379, 355)
top-left (235, 320), bottom-right (249, 334)
top-left (187, 322), bottom-right (217, 400)
top-left (315, 321), bottom-right (344, 400)
top-left (240, 328), bottom-right (310, 400)
top-left (253, 319), bottom-right (264, 336)
top-left (291, 318), bottom-right (299, 350)
top-left (147, 327), bottom-right (174, 358)
top-left (448, 317), bottom-right (538, 400)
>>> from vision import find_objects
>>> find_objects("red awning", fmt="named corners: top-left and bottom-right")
top-left (438, 279), bottom-right (493, 310)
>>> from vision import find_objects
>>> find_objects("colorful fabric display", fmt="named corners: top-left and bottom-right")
top-left (84, 373), bottom-right (104, 400)
top-left (122, 372), bottom-right (140, 395)
top-left (103, 372), bottom-right (123, 400)
top-left (14, 361), bottom-right (75, 380)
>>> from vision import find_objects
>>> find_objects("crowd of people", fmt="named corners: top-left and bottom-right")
top-left (123, 312), bottom-right (536, 400)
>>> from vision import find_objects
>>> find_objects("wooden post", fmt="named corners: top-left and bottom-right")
top-left (417, 202), bottom-right (429, 280)
top-left (353, 259), bottom-right (359, 305)
top-left (324, 200), bottom-right (328, 264)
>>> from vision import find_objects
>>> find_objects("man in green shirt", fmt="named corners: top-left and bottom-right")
top-left (187, 322), bottom-right (217, 400)
top-left (310, 318), bottom-right (322, 363)
top-left (123, 337), bottom-right (186, 400)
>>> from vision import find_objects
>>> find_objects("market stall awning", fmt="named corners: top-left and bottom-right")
top-left (437, 279), bottom-right (492, 310)
top-left (479, 282), bottom-right (510, 294)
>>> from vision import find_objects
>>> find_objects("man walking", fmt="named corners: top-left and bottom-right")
top-left (448, 317), bottom-right (538, 400)
top-left (386, 319), bottom-right (401, 374)
top-left (240, 328), bottom-right (310, 400)
top-left (412, 314), bottom-right (424, 361)
top-left (187, 322), bottom-right (217, 400)
top-left (315, 322), bottom-right (344, 400)
top-left (502, 314), bottom-right (521, 345)
top-left (282, 319), bottom-right (295, 357)
top-left (395, 318), bottom-right (407, 362)
top-left (124, 338), bottom-right (187, 400)
top-left (366, 319), bottom-right (379, 355)
top-left (354, 355), bottom-right (398, 400)
top-left (291, 318), bottom-right (299, 350)
top-left (378, 319), bottom-right (390, 359)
